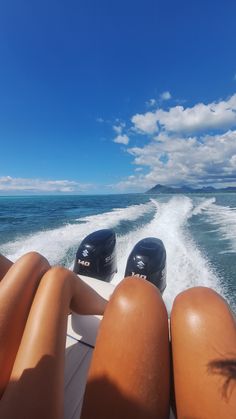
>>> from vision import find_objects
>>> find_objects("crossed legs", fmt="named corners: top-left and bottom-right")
top-left (0, 252), bottom-right (50, 397)
top-left (0, 253), bottom-right (107, 419)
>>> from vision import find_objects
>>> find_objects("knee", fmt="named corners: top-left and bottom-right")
top-left (173, 286), bottom-right (225, 311)
top-left (19, 251), bottom-right (43, 263)
top-left (19, 251), bottom-right (50, 270)
top-left (42, 266), bottom-right (69, 285)
top-left (16, 252), bottom-right (50, 277)
top-left (36, 266), bottom-right (73, 301)
top-left (110, 277), bottom-right (167, 319)
top-left (171, 286), bottom-right (227, 330)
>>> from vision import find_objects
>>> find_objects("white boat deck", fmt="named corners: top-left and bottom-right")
top-left (64, 276), bottom-right (114, 419)
top-left (65, 333), bottom-right (93, 419)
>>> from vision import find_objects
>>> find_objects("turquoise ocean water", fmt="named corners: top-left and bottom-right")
top-left (0, 193), bottom-right (235, 313)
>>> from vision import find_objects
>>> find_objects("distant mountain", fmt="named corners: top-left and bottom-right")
top-left (145, 184), bottom-right (236, 194)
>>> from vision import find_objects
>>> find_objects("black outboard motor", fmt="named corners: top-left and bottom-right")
top-left (124, 237), bottom-right (167, 294)
top-left (73, 229), bottom-right (117, 282)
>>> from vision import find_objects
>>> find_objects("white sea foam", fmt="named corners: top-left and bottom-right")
top-left (2, 196), bottom-right (224, 311)
top-left (192, 197), bottom-right (216, 215)
top-left (205, 203), bottom-right (236, 252)
top-left (2, 201), bottom-right (154, 264)
top-left (113, 196), bottom-right (223, 312)
top-left (77, 201), bottom-right (153, 225)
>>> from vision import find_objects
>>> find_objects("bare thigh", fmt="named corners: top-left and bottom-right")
top-left (82, 277), bottom-right (170, 419)
top-left (0, 252), bottom-right (50, 396)
top-left (0, 266), bottom-right (107, 419)
top-left (0, 266), bottom-right (71, 419)
top-left (171, 287), bottom-right (236, 419)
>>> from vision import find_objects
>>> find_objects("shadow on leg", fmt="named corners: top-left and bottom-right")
top-left (0, 266), bottom-right (107, 419)
top-left (82, 277), bottom-right (170, 419)
top-left (0, 254), bottom-right (13, 281)
top-left (0, 252), bottom-right (50, 396)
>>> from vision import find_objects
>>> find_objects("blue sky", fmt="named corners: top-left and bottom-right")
top-left (0, 0), bottom-right (236, 194)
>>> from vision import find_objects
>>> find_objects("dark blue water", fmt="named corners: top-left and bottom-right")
top-left (0, 193), bottom-right (235, 312)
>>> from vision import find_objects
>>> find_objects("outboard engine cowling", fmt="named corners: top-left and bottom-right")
top-left (73, 229), bottom-right (117, 282)
top-left (124, 237), bottom-right (166, 294)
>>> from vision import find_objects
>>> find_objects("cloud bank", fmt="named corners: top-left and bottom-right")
top-left (132, 94), bottom-right (236, 135)
top-left (0, 176), bottom-right (92, 194)
top-left (114, 93), bottom-right (236, 191)
top-left (3, 93), bottom-right (236, 194)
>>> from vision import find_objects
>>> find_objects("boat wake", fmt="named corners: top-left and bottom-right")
top-left (114, 196), bottom-right (223, 311)
top-left (2, 196), bottom-right (226, 311)
top-left (204, 202), bottom-right (236, 253)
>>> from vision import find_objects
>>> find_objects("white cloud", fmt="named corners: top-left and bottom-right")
top-left (0, 176), bottom-right (92, 193)
top-left (111, 92), bottom-right (236, 192)
top-left (160, 91), bottom-right (171, 101)
top-left (156, 95), bottom-right (236, 132)
top-left (113, 122), bottom-right (126, 134)
top-left (120, 129), bottom-right (236, 190)
top-left (113, 134), bottom-right (129, 145)
top-left (145, 93), bottom-right (171, 108)
top-left (131, 111), bottom-right (159, 134)
top-left (113, 125), bottom-right (122, 134)
top-left (131, 93), bottom-right (236, 135)
top-left (146, 98), bottom-right (156, 107)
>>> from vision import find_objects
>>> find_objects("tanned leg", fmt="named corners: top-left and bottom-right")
top-left (0, 252), bottom-right (50, 397)
top-left (0, 254), bottom-right (13, 280)
top-left (171, 287), bottom-right (236, 419)
top-left (81, 277), bottom-right (170, 419)
top-left (0, 266), bottom-right (107, 419)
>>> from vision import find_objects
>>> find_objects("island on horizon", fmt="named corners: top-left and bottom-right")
top-left (145, 184), bottom-right (236, 194)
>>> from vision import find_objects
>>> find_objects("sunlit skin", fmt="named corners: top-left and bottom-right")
top-left (0, 253), bottom-right (235, 419)
top-left (171, 287), bottom-right (236, 419)
top-left (0, 253), bottom-right (107, 419)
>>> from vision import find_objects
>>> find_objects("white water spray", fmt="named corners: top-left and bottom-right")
top-left (2, 196), bottom-right (224, 310)
top-left (114, 196), bottom-right (223, 311)
top-left (205, 202), bottom-right (236, 252)
top-left (2, 202), bottom-right (153, 264)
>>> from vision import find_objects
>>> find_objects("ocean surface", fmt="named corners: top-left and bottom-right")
top-left (0, 193), bottom-right (235, 313)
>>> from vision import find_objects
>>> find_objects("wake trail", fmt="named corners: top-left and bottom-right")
top-left (205, 202), bottom-right (236, 253)
top-left (2, 195), bottom-right (227, 311)
top-left (1, 202), bottom-right (153, 264)
top-left (114, 196), bottom-right (223, 312)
